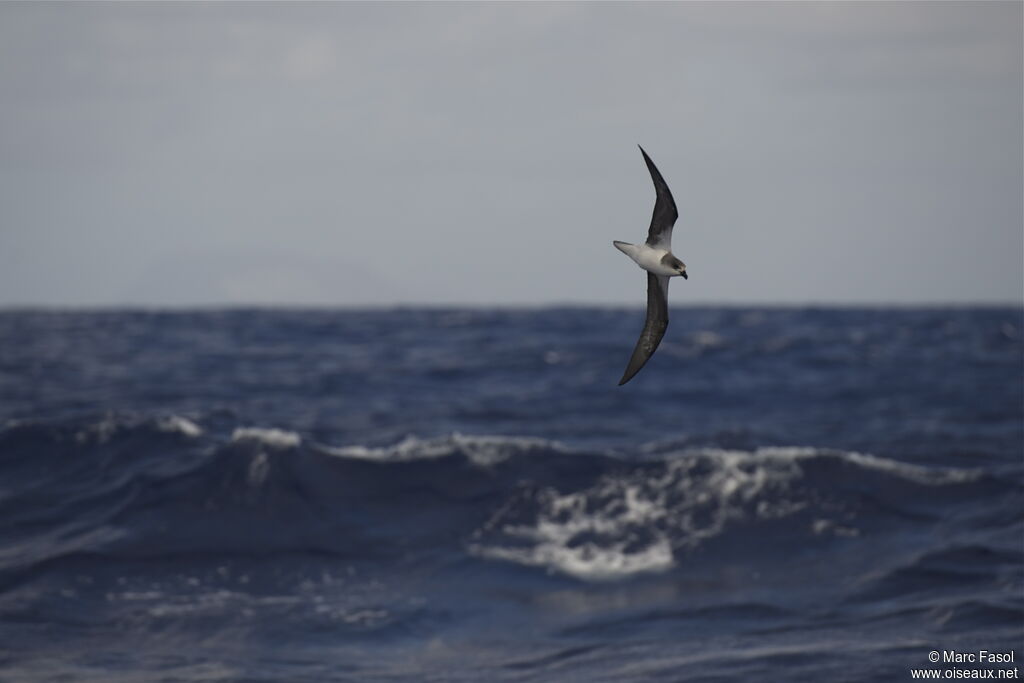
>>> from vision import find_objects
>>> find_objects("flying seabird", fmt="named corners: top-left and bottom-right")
top-left (613, 146), bottom-right (687, 385)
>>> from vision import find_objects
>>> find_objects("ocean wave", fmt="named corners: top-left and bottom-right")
top-left (467, 447), bottom-right (990, 581)
top-left (469, 448), bottom-right (805, 580)
top-left (0, 416), bottom-right (1004, 583)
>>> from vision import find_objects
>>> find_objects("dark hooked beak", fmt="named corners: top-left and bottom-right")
top-left (681, 272), bottom-right (688, 280)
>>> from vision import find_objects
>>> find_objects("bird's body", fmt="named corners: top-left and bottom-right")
top-left (613, 241), bottom-right (683, 278)
top-left (613, 147), bottom-right (687, 386)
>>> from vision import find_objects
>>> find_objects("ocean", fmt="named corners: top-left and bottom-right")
top-left (0, 307), bottom-right (1021, 681)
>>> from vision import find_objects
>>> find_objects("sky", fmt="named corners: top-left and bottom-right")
top-left (1, 1), bottom-right (1021, 307)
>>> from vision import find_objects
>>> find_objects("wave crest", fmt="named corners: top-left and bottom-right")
top-left (318, 432), bottom-right (569, 466)
top-left (231, 427), bottom-right (301, 449)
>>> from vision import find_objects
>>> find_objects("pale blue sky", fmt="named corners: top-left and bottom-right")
top-left (1, 1), bottom-right (1021, 306)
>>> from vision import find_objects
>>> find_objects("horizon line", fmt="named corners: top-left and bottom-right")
top-left (1, 300), bottom-right (1021, 313)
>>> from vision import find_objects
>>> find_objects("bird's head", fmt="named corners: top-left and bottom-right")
top-left (672, 258), bottom-right (688, 279)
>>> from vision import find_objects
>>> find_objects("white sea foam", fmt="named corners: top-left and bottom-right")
top-left (471, 479), bottom-right (680, 580)
top-left (231, 427), bottom-right (302, 449)
top-left (74, 415), bottom-right (123, 444)
top-left (470, 445), bottom-right (983, 581)
top-left (730, 446), bottom-right (984, 486)
top-left (472, 448), bottom-right (806, 581)
top-left (820, 448), bottom-right (983, 485)
top-left (72, 414), bottom-right (203, 443)
top-left (247, 451), bottom-right (270, 486)
top-left (321, 432), bottom-right (565, 466)
top-left (156, 415), bottom-right (203, 438)
top-left (476, 536), bottom-right (675, 581)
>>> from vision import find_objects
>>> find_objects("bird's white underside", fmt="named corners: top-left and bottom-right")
top-left (614, 242), bottom-right (680, 278)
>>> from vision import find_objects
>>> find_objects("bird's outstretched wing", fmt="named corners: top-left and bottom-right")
top-left (639, 146), bottom-right (678, 251)
top-left (619, 273), bottom-right (670, 385)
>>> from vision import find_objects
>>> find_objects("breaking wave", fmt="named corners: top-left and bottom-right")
top-left (0, 414), bottom-right (1001, 585)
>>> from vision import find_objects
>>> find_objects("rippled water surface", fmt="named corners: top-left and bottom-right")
top-left (0, 307), bottom-right (1021, 681)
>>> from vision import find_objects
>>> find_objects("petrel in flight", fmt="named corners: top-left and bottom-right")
top-left (613, 146), bottom-right (687, 385)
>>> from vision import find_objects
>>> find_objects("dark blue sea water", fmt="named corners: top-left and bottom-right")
top-left (0, 307), bottom-right (1021, 681)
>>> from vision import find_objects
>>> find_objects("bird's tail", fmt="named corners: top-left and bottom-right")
top-left (612, 240), bottom-right (633, 254)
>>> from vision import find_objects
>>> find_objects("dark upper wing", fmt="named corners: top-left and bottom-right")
top-left (639, 146), bottom-right (678, 250)
top-left (618, 273), bottom-right (670, 385)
